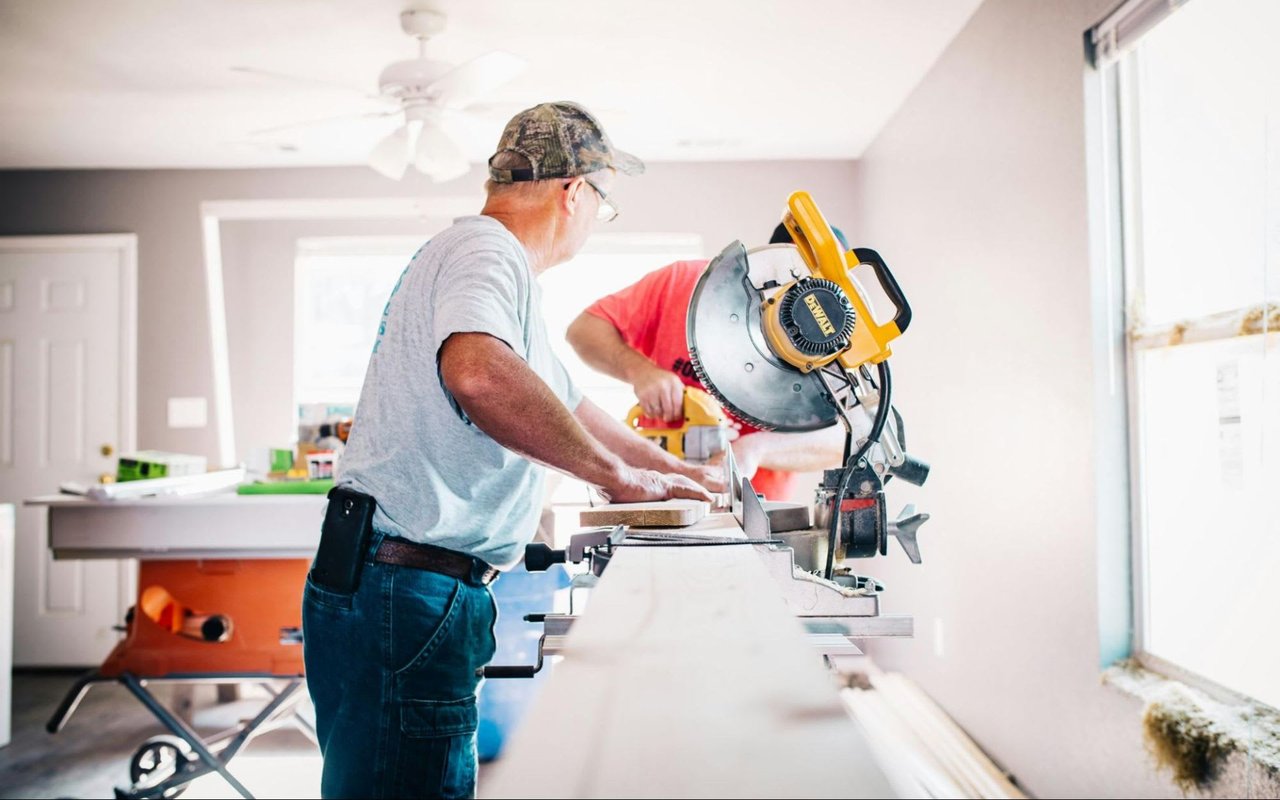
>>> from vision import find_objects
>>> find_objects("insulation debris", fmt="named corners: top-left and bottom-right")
top-left (1105, 661), bottom-right (1280, 794)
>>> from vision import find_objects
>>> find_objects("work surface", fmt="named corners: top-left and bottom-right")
top-left (27, 493), bottom-right (324, 559)
top-left (483, 513), bottom-right (894, 799)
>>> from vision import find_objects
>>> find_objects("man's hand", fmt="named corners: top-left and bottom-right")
top-left (601, 468), bottom-right (715, 505)
top-left (633, 365), bottom-right (686, 422)
top-left (679, 462), bottom-right (727, 493)
top-left (574, 397), bottom-right (725, 495)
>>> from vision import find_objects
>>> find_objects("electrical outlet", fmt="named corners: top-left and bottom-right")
top-left (933, 617), bottom-right (945, 658)
top-left (168, 397), bottom-right (208, 429)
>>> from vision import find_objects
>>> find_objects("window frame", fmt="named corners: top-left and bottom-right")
top-left (1093, 2), bottom-right (1280, 705)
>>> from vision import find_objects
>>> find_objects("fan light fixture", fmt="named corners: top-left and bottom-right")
top-left (369, 106), bottom-right (468, 181)
top-left (235, 5), bottom-right (526, 183)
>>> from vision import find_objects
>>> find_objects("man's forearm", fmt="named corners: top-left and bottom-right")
top-left (566, 312), bottom-right (656, 383)
top-left (742, 427), bottom-right (847, 473)
top-left (440, 334), bottom-right (625, 488)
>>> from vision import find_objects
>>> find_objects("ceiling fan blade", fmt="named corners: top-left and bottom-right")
top-left (426, 51), bottom-right (527, 110)
top-left (369, 124), bottom-right (412, 180)
top-left (414, 120), bottom-right (470, 182)
top-left (248, 110), bottom-right (398, 137)
top-left (230, 66), bottom-right (384, 99)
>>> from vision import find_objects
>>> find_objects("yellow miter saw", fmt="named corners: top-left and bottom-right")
top-left (483, 193), bottom-right (932, 680)
top-left (626, 386), bottom-right (729, 463)
top-left (688, 190), bottom-right (931, 580)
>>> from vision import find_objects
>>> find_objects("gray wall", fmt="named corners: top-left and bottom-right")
top-left (0, 161), bottom-right (857, 462)
top-left (851, 0), bottom-right (1177, 796)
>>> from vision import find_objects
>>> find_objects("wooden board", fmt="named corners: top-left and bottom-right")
top-left (579, 499), bottom-right (708, 528)
top-left (482, 512), bottom-right (895, 798)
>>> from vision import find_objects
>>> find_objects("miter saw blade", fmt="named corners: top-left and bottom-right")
top-left (686, 242), bottom-right (840, 432)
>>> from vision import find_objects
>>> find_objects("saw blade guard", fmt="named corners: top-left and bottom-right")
top-left (686, 241), bottom-right (839, 432)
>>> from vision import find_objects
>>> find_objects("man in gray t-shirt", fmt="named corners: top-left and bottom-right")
top-left (302, 102), bottom-right (718, 800)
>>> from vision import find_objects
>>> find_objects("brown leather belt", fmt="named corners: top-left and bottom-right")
top-left (374, 538), bottom-right (500, 586)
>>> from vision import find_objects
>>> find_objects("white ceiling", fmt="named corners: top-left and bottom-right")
top-left (0, 0), bottom-right (981, 172)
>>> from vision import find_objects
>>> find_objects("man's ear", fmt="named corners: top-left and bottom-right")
top-left (561, 177), bottom-right (584, 216)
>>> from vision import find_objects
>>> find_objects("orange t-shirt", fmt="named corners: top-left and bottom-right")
top-left (584, 260), bottom-right (795, 500)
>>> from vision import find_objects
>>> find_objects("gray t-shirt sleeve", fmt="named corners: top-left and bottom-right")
top-left (431, 241), bottom-right (580, 416)
top-left (431, 247), bottom-right (527, 357)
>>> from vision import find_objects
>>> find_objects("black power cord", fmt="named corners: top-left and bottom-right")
top-left (823, 360), bottom-right (892, 581)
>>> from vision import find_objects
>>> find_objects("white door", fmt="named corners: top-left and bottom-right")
top-left (0, 235), bottom-right (137, 666)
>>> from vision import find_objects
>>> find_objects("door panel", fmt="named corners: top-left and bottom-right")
top-left (0, 237), bottom-right (135, 666)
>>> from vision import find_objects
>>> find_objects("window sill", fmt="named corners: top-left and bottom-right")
top-left (1103, 659), bottom-right (1280, 792)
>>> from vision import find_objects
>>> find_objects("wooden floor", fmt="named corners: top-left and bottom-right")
top-left (0, 671), bottom-right (320, 799)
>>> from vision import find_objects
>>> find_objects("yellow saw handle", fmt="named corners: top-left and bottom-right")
top-left (626, 387), bottom-right (727, 461)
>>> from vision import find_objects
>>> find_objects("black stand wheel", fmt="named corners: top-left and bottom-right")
top-left (128, 735), bottom-right (195, 798)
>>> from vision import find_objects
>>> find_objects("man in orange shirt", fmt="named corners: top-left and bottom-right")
top-left (567, 224), bottom-right (852, 501)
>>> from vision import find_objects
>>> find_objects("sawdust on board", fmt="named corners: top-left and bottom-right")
top-left (790, 565), bottom-right (871, 596)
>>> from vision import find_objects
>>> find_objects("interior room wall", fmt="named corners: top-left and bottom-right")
top-left (849, 0), bottom-right (1182, 796)
top-left (0, 161), bottom-right (856, 466)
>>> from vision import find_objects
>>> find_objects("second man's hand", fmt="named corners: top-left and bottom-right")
top-left (630, 363), bottom-right (686, 422)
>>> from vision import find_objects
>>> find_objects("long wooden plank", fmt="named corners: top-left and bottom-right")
top-left (482, 513), bottom-right (895, 798)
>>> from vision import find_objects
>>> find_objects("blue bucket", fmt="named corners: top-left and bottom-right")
top-left (477, 563), bottom-right (571, 762)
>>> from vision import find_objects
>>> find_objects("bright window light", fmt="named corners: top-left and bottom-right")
top-left (294, 237), bottom-right (425, 410)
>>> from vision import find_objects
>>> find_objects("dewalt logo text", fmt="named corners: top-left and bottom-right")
top-left (804, 294), bottom-right (837, 337)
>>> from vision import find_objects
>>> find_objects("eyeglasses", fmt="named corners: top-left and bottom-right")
top-left (579, 176), bottom-right (619, 222)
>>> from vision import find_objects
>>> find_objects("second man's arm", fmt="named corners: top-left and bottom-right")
top-left (566, 312), bottom-right (685, 421)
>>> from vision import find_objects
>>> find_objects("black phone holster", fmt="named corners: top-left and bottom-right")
top-left (310, 486), bottom-right (378, 595)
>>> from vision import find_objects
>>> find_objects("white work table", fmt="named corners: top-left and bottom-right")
top-left (483, 513), bottom-right (895, 799)
top-left (27, 492), bottom-right (324, 560)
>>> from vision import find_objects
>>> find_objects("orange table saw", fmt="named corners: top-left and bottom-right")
top-left (26, 492), bottom-right (325, 799)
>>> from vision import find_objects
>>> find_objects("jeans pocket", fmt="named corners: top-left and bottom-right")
top-left (303, 574), bottom-right (353, 611)
top-left (391, 571), bottom-right (463, 676)
top-left (394, 697), bottom-right (478, 800)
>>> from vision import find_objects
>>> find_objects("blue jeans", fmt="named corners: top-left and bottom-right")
top-left (302, 534), bottom-right (498, 799)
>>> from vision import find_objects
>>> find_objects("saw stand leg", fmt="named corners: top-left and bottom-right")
top-left (48, 671), bottom-right (309, 800)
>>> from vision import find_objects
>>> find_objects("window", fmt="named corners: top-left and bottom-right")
top-left (294, 236), bottom-right (427, 412)
top-left (1094, 0), bottom-right (1279, 706)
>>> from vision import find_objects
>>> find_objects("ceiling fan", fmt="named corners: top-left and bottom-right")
top-left (237, 5), bottom-right (527, 182)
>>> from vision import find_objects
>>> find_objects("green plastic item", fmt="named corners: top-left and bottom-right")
top-left (268, 448), bottom-right (295, 473)
top-left (236, 479), bottom-right (334, 495)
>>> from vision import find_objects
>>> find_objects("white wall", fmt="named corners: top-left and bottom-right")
top-left (0, 161), bottom-right (857, 464)
top-left (850, 0), bottom-right (1183, 796)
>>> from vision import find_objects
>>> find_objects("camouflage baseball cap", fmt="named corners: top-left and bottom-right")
top-left (488, 101), bottom-right (644, 183)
